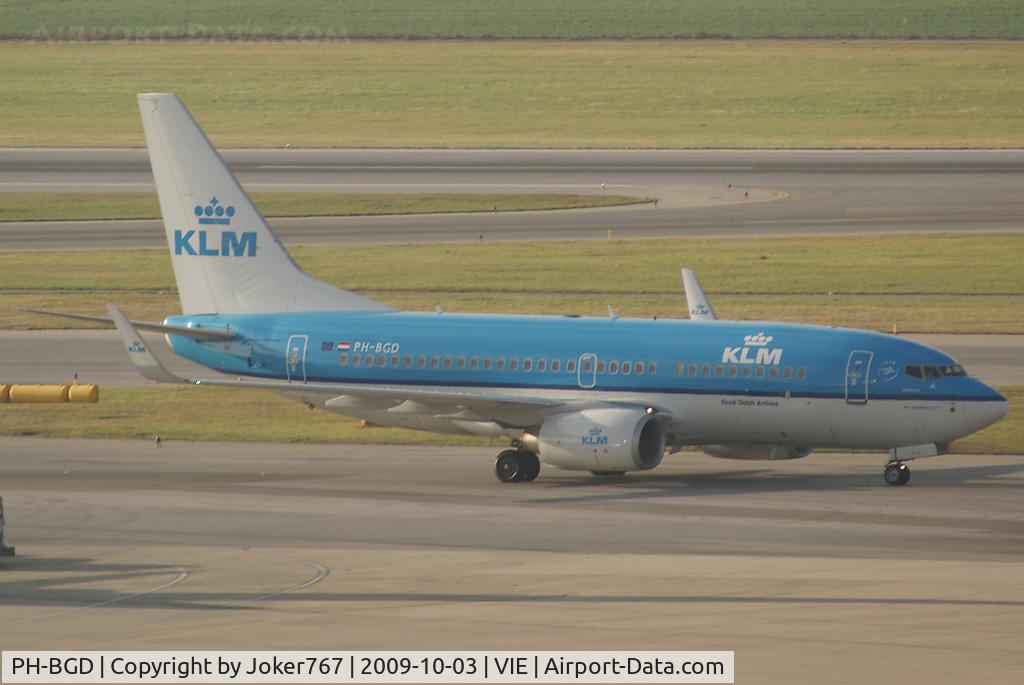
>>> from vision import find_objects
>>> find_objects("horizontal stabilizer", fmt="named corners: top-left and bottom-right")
top-left (19, 307), bottom-right (235, 341)
top-left (106, 304), bottom-right (186, 384)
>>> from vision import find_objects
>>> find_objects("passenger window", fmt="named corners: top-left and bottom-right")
top-left (524, 358), bottom-right (532, 371)
top-left (689, 363), bottom-right (698, 376)
top-left (365, 354), bottom-right (374, 367)
top-left (742, 366), bottom-right (751, 379)
top-left (457, 357), bottom-right (465, 369)
top-left (756, 367), bottom-right (765, 379)
top-left (417, 356), bottom-right (425, 368)
top-left (470, 357), bottom-right (479, 370)
top-left (567, 360), bottom-right (577, 373)
top-left (675, 363), bottom-right (683, 376)
top-left (352, 355), bottom-right (361, 367)
top-left (612, 361), bottom-right (621, 374)
top-left (510, 358), bottom-right (519, 371)
top-left (391, 355), bottom-right (399, 368)
top-left (443, 356), bottom-right (452, 369)
top-left (404, 355), bottom-right (412, 367)
top-left (497, 358), bottom-right (506, 370)
top-left (377, 354), bottom-right (387, 367)
top-left (783, 367), bottom-right (792, 379)
top-left (596, 361), bottom-right (606, 373)
top-left (483, 357), bottom-right (493, 370)
top-left (635, 362), bottom-right (644, 375)
top-left (551, 359), bottom-right (560, 372)
top-left (622, 361), bottom-right (631, 375)
top-left (537, 359), bottom-right (546, 372)
top-left (430, 356), bottom-right (439, 369)
top-left (797, 367), bottom-right (807, 380)
top-left (702, 364), bottom-right (710, 377)
top-left (647, 362), bottom-right (656, 375)
top-left (769, 367), bottom-right (779, 379)
top-left (728, 366), bottom-right (738, 378)
top-left (715, 365), bottom-right (724, 377)
top-left (339, 353), bottom-right (348, 366)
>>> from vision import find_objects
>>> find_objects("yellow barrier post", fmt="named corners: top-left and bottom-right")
top-left (8, 384), bottom-right (70, 403)
top-left (68, 384), bottom-right (100, 403)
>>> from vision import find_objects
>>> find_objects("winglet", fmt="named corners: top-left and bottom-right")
top-left (681, 268), bottom-right (717, 321)
top-left (107, 304), bottom-right (186, 383)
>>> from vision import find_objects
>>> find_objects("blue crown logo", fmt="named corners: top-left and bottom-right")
top-left (194, 196), bottom-right (235, 225)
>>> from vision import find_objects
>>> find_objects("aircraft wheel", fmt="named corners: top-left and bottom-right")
top-left (518, 451), bottom-right (541, 482)
top-left (884, 462), bottom-right (910, 486)
top-left (495, 450), bottom-right (522, 483)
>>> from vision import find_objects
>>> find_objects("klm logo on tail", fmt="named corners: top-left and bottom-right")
top-left (175, 196), bottom-right (256, 256)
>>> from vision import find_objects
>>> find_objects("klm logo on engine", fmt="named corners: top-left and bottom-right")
top-left (722, 332), bottom-right (783, 365)
top-left (174, 196), bottom-right (256, 256)
top-left (581, 426), bottom-right (609, 446)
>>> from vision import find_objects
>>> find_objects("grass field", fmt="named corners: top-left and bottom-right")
top-left (0, 192), bottom-right (642, 222)
top-left (6, 1), bottom-right (1023, 39)
top-left (0, 385), bottom-right (1018, 455)
top-left (5, 233), bottom-right (1022, 333)
top-left (1, 42), bottom-right (1022, 148)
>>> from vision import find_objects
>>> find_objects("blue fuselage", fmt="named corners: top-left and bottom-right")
top-left (165, 311), bottom-right (1007, 449)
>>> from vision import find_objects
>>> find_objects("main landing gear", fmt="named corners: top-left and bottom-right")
top-left (884, 461), bottom-right (911, 486)
top-left (494, 449), bottom-right (541, 483)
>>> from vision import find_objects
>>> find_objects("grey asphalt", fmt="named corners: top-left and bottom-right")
top-left (0, 438), bottom-right (1021, 682)
top-left (1, 149), bottom-right (1023, 249)
top-left (1, 329), bottom-right (1021, 387)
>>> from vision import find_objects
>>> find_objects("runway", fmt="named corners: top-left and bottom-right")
top-left (0, 438), bottom-right (1022, 683)
top-left (1, 149), bottom-right (1023, 249)
top-left (2, 329), bottom-right (1021, 387)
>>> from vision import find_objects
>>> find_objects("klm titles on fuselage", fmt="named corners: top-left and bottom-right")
top-left (722, 333), bottom-right (783, 365)
top-left (174, 196), bottom-right (257, 257)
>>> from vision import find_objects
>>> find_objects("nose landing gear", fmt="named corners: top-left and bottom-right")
top-left (494, 449), bottom-right (541, 483)
top-left (884, 461), bottom-right (911, 486)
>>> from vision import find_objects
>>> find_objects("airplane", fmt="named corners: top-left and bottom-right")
top-left (27, 93), bottom-right (1008, 486)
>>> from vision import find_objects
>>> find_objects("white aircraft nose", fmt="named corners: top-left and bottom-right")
top-left (966, 388), bottom-right (1009, 433)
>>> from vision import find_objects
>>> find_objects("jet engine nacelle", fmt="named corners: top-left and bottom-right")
top-left (702, 444), bottom-right (812, 460)
top-left (524, 407), bottom-right (666, 472)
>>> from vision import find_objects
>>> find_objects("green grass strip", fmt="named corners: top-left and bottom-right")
top-left (4, 233), bottom-right (1022, 333)
top-left (1, 42), bottom-right (1022, 148)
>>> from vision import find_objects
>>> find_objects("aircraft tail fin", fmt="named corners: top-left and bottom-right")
top-left (681, 268), bottom-right (717, 321)
top-left (137, 93), bottom-right (393, 315)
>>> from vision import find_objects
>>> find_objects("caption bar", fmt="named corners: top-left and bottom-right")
top-left (2, 651), bottom-right (733, 683)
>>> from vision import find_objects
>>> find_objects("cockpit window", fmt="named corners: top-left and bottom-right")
top-left (906, 363), bottom-right (967, 381)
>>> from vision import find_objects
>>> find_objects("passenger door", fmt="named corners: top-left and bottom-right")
top-left (286, 334), bottom-right (308, 383)
top-left (845, 350), bottom-right (872, 404)
top-left (577, 353), bottom-right (597, 389)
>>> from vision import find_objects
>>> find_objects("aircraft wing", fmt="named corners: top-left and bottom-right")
top-left (197, 376), bottom-right (571, 426)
